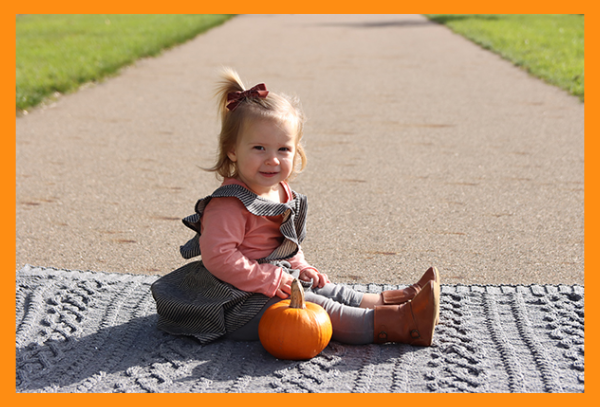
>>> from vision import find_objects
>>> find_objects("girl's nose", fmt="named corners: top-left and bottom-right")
top-left (265, 155), bottom-right (279, 166)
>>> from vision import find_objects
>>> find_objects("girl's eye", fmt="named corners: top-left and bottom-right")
top-left (279, 147), bottom-right (292, 152)
top-left (253, 146), bottom-right (265, 151)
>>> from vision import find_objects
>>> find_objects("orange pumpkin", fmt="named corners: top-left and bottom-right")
top-left (259, 279), bottom-right (333, 360)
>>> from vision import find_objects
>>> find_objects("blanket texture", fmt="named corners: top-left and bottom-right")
top-left (16, 265), bottom-right (584, 393)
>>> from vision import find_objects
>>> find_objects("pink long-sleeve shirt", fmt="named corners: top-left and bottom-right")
top-left (199, 178), bottom-right (317, 297)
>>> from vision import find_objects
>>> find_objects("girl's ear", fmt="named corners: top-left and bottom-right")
top-left (227, 149), bottom-right (237, 163)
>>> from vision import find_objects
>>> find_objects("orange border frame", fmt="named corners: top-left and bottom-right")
top-left (6, 2), bottom-right (595, 405)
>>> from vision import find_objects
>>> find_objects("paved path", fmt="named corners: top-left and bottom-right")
top-left (16, 14), bottom-right (584, 285)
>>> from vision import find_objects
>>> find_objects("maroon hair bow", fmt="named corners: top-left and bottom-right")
top-left (226, 83), bottom-right (269, 111)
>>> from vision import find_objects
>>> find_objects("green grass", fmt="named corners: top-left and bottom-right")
top-left (16, 14), bottom-right (234, 112)
top-left (425, 14), bottom-right (584, 101)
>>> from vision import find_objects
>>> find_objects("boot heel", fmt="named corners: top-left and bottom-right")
top-left (410, 281), bottom-right (438, 346)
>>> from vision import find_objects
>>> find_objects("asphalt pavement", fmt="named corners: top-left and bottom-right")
top-left (16, 14), bottom-right (584, 285)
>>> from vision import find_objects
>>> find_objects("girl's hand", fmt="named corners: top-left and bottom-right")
top-left (299, 268), bottom-right (330, 289)
top-left (275, 272), bottom-right (295, 299)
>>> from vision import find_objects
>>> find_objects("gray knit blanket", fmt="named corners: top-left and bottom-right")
top-left (16, 265), bottom-right (584, 393)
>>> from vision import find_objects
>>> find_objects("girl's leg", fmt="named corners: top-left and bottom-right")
top-left (225, 286), bottom-right (375, 345)
top-left (226, 274), bottom-right (440, 346)
top-left (309, 282), bottom-right (363, 307)
top-left (309, 281), bottom-right (384, 308)
top-left (311, 267), bottom-right (440, 309)
top-left (223, 296), bottom-right (281, 341)
top-left (359, 293), bottom-right (385, 308)
top-left (304, 292), bottom-right (374, 345)
top-left (309, 284), bottom-right (440, 347)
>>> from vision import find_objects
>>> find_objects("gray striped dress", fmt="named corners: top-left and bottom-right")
top-left (150, 184), bottom-right (311, 344)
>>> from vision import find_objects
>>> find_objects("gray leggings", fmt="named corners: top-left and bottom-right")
top-left (224, 283), bottom-right (375, 345)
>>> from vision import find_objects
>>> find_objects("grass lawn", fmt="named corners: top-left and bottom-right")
top-left (16, 14), bottom-right (234, 112)
top-left (426, 14), bottom-right (584, 101)
top-left (17, 14), bottom-right (584, 112)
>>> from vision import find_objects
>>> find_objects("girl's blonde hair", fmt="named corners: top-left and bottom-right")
top-left (206, 68), bottom-right (307, 181)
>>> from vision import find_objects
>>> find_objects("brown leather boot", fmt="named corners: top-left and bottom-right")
top-left (373, 280), bottom-right (439, 347)
top-left (381, 266), bottom-right (440, 305)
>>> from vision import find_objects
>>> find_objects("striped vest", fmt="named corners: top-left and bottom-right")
top-left (151, 184), bottom-right (309, 344)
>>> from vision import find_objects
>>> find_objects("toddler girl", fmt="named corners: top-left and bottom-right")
top-left (151, 68), bottom-right (440, 347)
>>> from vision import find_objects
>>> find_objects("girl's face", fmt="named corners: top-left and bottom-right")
top-left (227, 118), bottom-right (297, 198)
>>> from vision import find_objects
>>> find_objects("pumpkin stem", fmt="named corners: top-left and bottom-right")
top-left (289, 279), bottom-right (306, 309)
